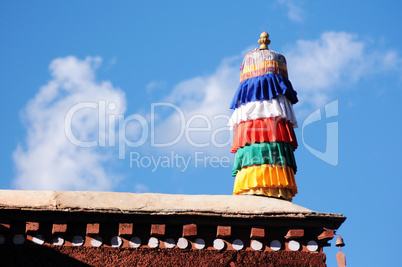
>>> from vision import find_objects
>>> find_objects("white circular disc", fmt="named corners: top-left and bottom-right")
top-left (251, 240), bottom-right (263, 251)
top-left (307, 240), bottom-right (319, 252)
top-left (91, 235), bottom-right (103, 247)
top-left (111, 236), bottom-right (123, 247)
top-left (0, 234), bottom-right (6, 245)
top-left (129, 237), bottom-right (141, 248)
top-left (213, 239), bottom-right (225, 250)
top-left (194, 238), bottom-right (205, 250)
top-left (148, 237), bottom-right (159, 248)
top-left (72, 235), bottom-right (84, 246)
top-left (52, 236), bottom-right (64, 246)
top-left (13, 234), bottom-right (25, 245)
top-left (232, 239), bottom-right (244, 250)
top-left (288, 240), bottom-right (300, 251)
top-left (270, 240), bottom-right (281, 251)
top-left (32, 235), bottom-right (45, 245)
top-left (177, 237), bottom-right (188, 249)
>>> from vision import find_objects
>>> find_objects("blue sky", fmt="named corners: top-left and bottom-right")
top-left (1, 1), bottom-right (401, 266)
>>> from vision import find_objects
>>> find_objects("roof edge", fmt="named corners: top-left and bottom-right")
top-left (0, 190), bottom-right (345, 220)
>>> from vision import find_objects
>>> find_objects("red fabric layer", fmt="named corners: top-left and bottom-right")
top-left (231, 117), bottom-right (298, 153)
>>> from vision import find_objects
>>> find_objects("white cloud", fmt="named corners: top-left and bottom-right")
top-left (13, 56), bottom-right (126, 191)
top-left (134, 183), bottom-right (149, 193)
top-left (146, 80), bottom-right (167, 93)
top-left (150, 55), bottom-right (241, 156)
top-left (285, 31), bottom-right (400, 109)
top-left (277, 0), bottom-right (305, 22)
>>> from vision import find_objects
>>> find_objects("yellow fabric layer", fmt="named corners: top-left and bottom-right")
top-left (233, 165), bottom-right (297, 201)
top-left (237, 188), bottom-right (294, 202)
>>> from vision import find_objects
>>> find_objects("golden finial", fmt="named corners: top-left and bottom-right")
top-left (258, 31), bottom-right (271, 50)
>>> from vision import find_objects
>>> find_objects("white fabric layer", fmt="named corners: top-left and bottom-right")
top-left (228, 95), bottom-right (298, 131)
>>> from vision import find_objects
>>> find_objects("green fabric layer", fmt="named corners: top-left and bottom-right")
top-left (232, 142), bottom-right (297, 176)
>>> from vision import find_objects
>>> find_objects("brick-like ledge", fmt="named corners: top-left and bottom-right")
top-left (0, 190), bottom-right (345, 266)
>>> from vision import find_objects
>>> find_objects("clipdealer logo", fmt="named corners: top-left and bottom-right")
top-left (64, 100), bottom-right (339, 171)
top-left (129, 151), bottom-right (231, 173)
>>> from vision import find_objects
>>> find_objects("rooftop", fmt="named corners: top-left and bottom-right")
top-left (0, 190), bottom-right (344, 222)
top-left (0, 190), bottom-right (345, 266)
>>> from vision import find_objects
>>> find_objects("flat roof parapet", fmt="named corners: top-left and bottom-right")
top-left (0, 190), bottom-right (344, 222)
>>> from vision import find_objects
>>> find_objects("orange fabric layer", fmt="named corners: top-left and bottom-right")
top-left (233, 165), bottom-right (297, 201)
top-left (231, 117), bottom-right (298, 153)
